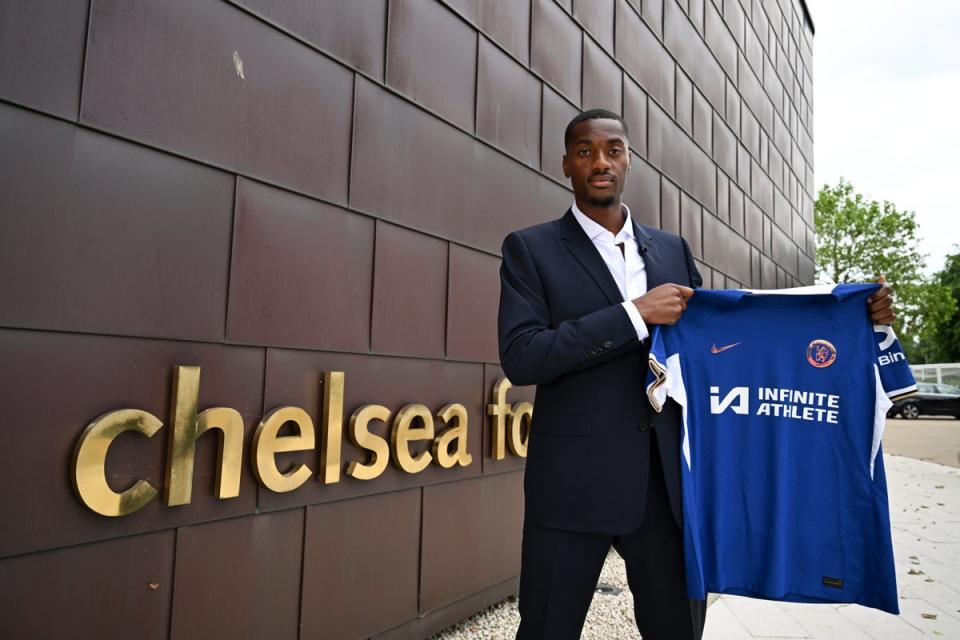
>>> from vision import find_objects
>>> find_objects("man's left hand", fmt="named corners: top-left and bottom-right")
top-left (867, 275), bottom-right (896, 325)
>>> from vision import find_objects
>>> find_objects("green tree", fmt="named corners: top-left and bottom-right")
top-left (928, 247), bottom-right (960, 362)
top-left (814, 178), bottom-right (956, 363)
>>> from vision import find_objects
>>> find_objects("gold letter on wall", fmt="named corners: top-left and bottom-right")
top-left (391, 404), bottom-right (434, 473)
top-left (319, 371), bottom-right (345, 484)
top-left (508, 402), bottom-right (532, 458)
top-left (433, 403), bottom-right (473, 468)
top-left (488, 378), bottom-right (512, 460)
top-left (346, 404), bottom-right (391, 480)
top-left (72, 409), bottom-right (163, 517)
top-left (165, 366), bottom-right (244, 506)
top-left (252, 406), bottom-right (316, 492)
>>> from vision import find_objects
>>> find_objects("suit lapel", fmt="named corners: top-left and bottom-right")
top-left (559, 209), bottom-right (623, 304)
top-left (633, 219), bottom-right (665, 291)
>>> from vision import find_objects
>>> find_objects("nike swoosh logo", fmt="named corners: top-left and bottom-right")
top-left (710, 342), bottom-right (742, 354)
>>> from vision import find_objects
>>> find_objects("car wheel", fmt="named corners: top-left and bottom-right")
top-left (901, 403), bottom-right (920, 420)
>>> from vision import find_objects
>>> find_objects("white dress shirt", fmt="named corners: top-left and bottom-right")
top-left (570, 202), bottom-right (650, 341)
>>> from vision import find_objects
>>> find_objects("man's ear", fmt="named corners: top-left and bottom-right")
top-left (561, 153), bottom-right (570, 178)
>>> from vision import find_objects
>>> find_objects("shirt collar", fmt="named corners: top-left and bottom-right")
top-left (570, 201), bottom-right (635, 243)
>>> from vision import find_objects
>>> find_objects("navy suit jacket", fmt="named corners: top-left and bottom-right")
top-left (498, 209), bottom-right (702, 534)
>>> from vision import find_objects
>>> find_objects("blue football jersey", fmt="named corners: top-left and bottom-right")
top-left (646, 283), bottom-right (916, 614)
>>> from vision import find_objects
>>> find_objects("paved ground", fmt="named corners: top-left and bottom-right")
top-left (435, 419), bottom-right (960, 639)
top-left (883, 417), bottom-right (960, 468)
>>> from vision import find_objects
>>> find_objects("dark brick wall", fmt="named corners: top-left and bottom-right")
top-left (0, 0), bottom-right (813, 637)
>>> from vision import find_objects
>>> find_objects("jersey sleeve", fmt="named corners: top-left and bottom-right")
top-left (872, 324), bottom-right (917, 400)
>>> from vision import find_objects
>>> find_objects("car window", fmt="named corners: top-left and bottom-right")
top-left (918, 383), bottom-right (936, 393)
top-left (935, 384), bottom-right (960, 395)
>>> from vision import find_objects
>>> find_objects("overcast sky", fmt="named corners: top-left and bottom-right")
top-left (807, 0), bottom-right (960, 275)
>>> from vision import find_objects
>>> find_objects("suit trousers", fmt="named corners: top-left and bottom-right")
top-left (515, 429), bottom-right (706, 640)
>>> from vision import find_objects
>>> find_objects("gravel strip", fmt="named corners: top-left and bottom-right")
top-left (432, 550), bottom-right (641, 639)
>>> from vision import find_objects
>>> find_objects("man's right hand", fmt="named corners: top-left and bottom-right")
top-left (632, 284), bottom-right (694, 325)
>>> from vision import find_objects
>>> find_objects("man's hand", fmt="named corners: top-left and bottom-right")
top-left (632, 284), bottom-right (694, 325)
top-left (868, 275), bottom-right (896, 325)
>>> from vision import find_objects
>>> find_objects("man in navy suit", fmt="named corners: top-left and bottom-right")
top-left (499, 109), bottom-right (705, 639)
top-left (498, 109), bottom-right (895, 639)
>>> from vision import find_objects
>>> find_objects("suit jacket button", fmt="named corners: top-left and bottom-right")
top-left (639, 423), bottom-right (649, 432)
top-left (604, 341), bottom-right (613, 348)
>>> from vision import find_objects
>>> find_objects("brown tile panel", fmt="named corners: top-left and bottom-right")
top-left (675, 68), bottom-right (693, 134)
top-left (371, 221), bottom-right (449, 359)
top-left (0, 531), bottom-right (174, 640)
top-left (712, 111), bottom-right (737, 178)
top-left (736, 51), bottom-right (774, 134)
top-left (447, 0), bottom-right (530, 64)
top-left (799, 252), bottom-right (815, 285)
top-left (0, 0), bottom-right (87, 119)
top-left (688, 0), bottom-right (705, 33)
top-left (693, 88), bottom-right (712, 153)
top-left (0, 329), bottom-right (264, 558)
top-left (226, 178), bottom-right (374, 351)
top-left (750, 246), bottom-right (761, 288)
top-left (663, 0), bottom-right (725, 113)
top-left (750, 157), bottom-right (774, 213)
top-left (622, 155), bottom-right (662, 229)
top-left (531, 0), bottom-right (583, 105)
top-left (170, 510), bottom-right (303, 640)
top-left (420, 471), bottom-right (524, 612)
top-left (351, 77), bottom-right (571, 255)
top-left (744, 198), bottom-right (763, 248)
top-left (387, 0), bottom-right (477, 132)
top-left (723, 0), bottom-right (746, 47)
top-left (703, 214), bottom-right (751, 285)
top-left (741, 107), bottom-right (761, 159)
top-left (771, 224), bottom-right (798, 276)
top-left (703, 0), bottom-right (737, 80)
top-left (729, 184), bottom-right (745, 236)
top-left (482, 365), bottom-right (535, 475)
top-left (0, 104), bottom-right (233, 342)
top-left (258, 349), bottom-right (483, 511)
top-left (648, 102), bottom-right (717, 211)
top-left (680, 192), bottom-right (703, 260)
top-left (725, 78), bottom-right (742, 133)
top-left (582, 38), bottom-right (623, 112)
top-left (716, 170), bottom-right (730, 225)
top-left (374, 577), bottom-right (520, 640)
top-left (640, 0), bottom-right (664, 39)
top-left (82, 0), bottom-right (353, 203)
top-left (541, 85), bottom-right (579, 184)
top-left (447, 245), bottom-right (501, 363)
top-left (232, 0), bottom-right (387, 79)
top-left (573, 0), bottom-right (615, 51)
top-left (661, 178), bottom-right (681, 235)
top-left (736, 141), bottom-right (751, 192)
top-left (744, 20), bottom-right (765, 77)
top-left (616, 0), bottom-right (675, 115)
top-left (301, 489), bottom-right (421, 639)
top-left (623, 78), bottom-right (649, 158)
top-left (477, 37), bottom-right (542, 169)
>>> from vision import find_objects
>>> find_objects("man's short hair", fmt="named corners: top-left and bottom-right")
top-left (563, 109), bottom-right (629, 149)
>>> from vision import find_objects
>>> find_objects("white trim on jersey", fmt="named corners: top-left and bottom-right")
top-left (886, 384), bottom-right (918, 400)
top-left (871, 364), bottom-right (893, 480)
top-left (740, 284), bottom-right (838, 296)
top-left (647, 353), bottom-right (691, 470)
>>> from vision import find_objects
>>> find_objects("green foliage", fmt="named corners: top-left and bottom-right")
top-left (927, 248), bottom-right (960, 362)
top-left (814, 179), bottom-right (956, 363)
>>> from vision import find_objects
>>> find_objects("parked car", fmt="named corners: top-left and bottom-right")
top-left (889, 382), bottom-right (960, 419)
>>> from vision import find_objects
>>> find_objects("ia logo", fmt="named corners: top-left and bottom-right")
top-left (710, 386), bottom-right (749, 415)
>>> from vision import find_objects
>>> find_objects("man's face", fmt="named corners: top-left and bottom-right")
top-left (562, 118), bottom-right (630, 208)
